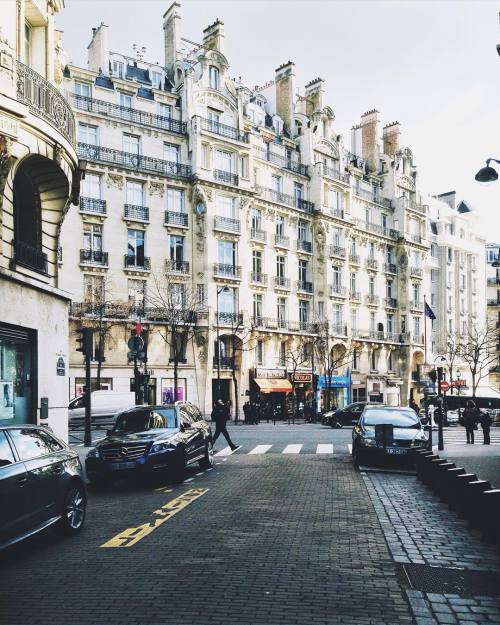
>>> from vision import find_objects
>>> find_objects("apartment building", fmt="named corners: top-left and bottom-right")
top-left (486, 243), bottom-right (500, 389)
top-left (0, 0), bottom-right (79, 438)
top-left (59, 3), bottom-right (485, 417)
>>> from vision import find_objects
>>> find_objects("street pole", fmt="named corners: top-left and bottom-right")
top-left (437, 367), bottom-right (444, 451)
top-left (216, 291), bottom-right (221, 402)
top-left (84, 349), bottom-right (92, 447)
top-left (134, 354), bottom-right (141, 405)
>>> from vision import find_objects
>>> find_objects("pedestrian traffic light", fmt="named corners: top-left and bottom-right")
top-left (428, 369), bottom-right (437, 383)
top-left (76, 327), bottom-right (93, 358)
top-left (437, 367), bottom-right (444, 383)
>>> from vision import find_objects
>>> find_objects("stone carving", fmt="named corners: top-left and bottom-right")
top-left (53, 143), bottom-right (62, 166)
top-left (106, 173), bottom-right (124, 189)
top-left (239, 196), bottom-right (252, 211)
top-left (195, 213), bottom-right (205, 252)
top-left (265, 207), bottom-right (275, 220)
top-left (148, 181), bottom-right (165, 197)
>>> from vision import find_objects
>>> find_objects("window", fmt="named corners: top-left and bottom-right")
top-left (412, 283), bottom-right (420, 302)
top-left (197, 284), bottom-right (205, 308)
top-left (168, 282), bottom-right (186, 309)
top-left (252, 249), bottom-right (263, 274)
top-left (271, 174), bottom-right (282, 193)
top-left (9, 428), bottom-right (58, 460)
top-left (332, 266), bottom-right (342, 287)
top-left (123, 133), bottom-right (140, 154)
top-left (413, 316), bottom-right (421, 338)
top-left (215, 149), bottom-right (233, 173)
top-left (386, 280), bottom-right (393, 298)
top-left (294, 182), bottom-right (304, 206)
top-left (369, 276), bottom-right (375, 296)
top-left (350, 238), bottom-right (357, 256)
top-left (298, 219), bottom-right (310, 242)
top-left (448, 319), bottom-right (453, 333)
top-left (202, 143), bottom-right (211, 169)
top-left (256, 340), bottom-right (264, 366)
top-left (369, 312), bottom-right (375, 332)
top-left (365, 207), bottom-right (371, 224)
top-left (351, 308), bottom-right (358, 331)
top-left (431, 243), bottom-right (438, 258)
top-left (75, 81), bottom-right (91, 99)
top-left (386, 245), bottom-right (394, 264)
top-left (277, 297), bottom-right (287, 327)
top-left (218, 240), bottom-right (236, 265)
top-left (118, 92), bottom-right (132, 109)
top-left (371, 350), bottom-right (377, 371)
top-left (353, 349), bottom-right (358, 370)
top-left (81, 173), bottom-right (101, 199)
top-left (299, 300), bottom-right (310, 325)
top-left (207, 109), bottom-right (220, 132)
top-left (387, 352), bottom-right (394, 372)
top-left (448, 295), bottom-right (452, 310)
top-left (152, 71), bottom-right (162, 89)
top-left (159, 103), bottom-right (173, 118)
top-left (83, 223), bottom-right (102, 253)
top-left (128, 279), bottom-right (146, 308)
top-left (112, 60), bottom-right (124, 78)
top-left (276, 214), bottom-right (285, 236)
top-left (350, 272), bottom-right (357, 293)
top-left (24, 23), bottom-right (33, 66)
top-left (164, 143), bottom-right (180, 164)
top-left (332, 227), bottom-right (343, 246)
top-left (169, 235), bottom-right (184, 262)
top-left (218, 287), bottom-right (237, 315)
top-left (431, 269), bottom-right (437, 283)
top-left (317, 301), bottom-right (324, 320)
top-left (251, 208), bottom-right (262, 230)
top-left (83, 274), bottom-right (104, 304)
top-left (332, 304), bottom-right (342, 327)
top-left (127, 229), bottom-right (145, 264)
top-left (447, 248), bottom-right (453, 263)
top-left (167, 188), bottom-right (185, 213)
top-left (126, 180), bottom-right (144, 206)
top-left (0, 431), bottom-right (15, 467)
top-left (431, 293), bottom-right (435, 306)
top-left (276, 255), bottom-right (286, 278)
top-left (240, 155), bottom-right (249, 179)
top-left (253, 293), bottom-right (263, 322)
top-left (209, 65), bottom-right (220, 90)
top-left (217, 195), bottom-right (236, 219)
top-left (298, 259), bottom-right (309, 282)
top-left (387, 314), bottom-right (394, 333)
top-left (368, 242), bottom-right (375, 259)
top-left (279, 342), bottom-right (286, 367)
top-left (78, 123), bottom-right (98, 145)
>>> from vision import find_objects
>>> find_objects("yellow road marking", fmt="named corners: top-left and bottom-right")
top-left (101, 488), bottom-right (209, 548)
top-left (155, 486), bottom-right (173, 493)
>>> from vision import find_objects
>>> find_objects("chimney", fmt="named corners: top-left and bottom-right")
top-left (275, 61), bottom-right (295, 133)
top-left (437, 191), bottom-right (456, 210)
top-left (304, 77), bottom-right (324, 116)
top-left (202, 18), bottom-right (225, 54)
top-left (163, 2), bottom-right (181, 78)
top-left (87, 22), bottom-right (109, 74)
top-left (360, 109), bottom-right (380, 172)
top-left (382, 122), bottom-right (401, 156)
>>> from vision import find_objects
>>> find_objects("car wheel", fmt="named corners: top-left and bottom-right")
top-left (170, 448), bottom-right (187, 483)
top-left (58, 482), bottom-right (86, 535)
top-left (199, 440), bottom-right (214, 470)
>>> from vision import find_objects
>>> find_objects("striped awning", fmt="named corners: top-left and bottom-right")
top-left (255, 378), bottom-right (293, 394)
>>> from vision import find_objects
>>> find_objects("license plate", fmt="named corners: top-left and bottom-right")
top-left (386, 448), bottom-right (408, 455)
top-left (110, 461), bottom-right (136, 470)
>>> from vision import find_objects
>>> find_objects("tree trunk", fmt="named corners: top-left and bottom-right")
top-left (96, 331), bottom-right (104, 389)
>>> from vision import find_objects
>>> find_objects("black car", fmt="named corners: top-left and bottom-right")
top-left (351, 405), bottom-right (428, 467)
top-left (322, 402), bottom-right (374, 427)
top-left (0, 425), bottom-right (87, 550)
top-left (86, 403), bottom-right (213, 485)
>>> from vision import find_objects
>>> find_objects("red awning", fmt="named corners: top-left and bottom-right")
top-left (255, 378), bottom-right (293, 394)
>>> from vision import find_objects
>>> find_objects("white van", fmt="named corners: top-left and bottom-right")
top-left (68, 391), bottom-right (136, 427)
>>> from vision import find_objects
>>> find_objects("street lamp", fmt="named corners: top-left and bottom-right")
top-left (456, 368), bottom-right (462, 422)
top-left (475, 158), bottom-right (500, 183)
top-left (215, 285), bottom-right (230, 402)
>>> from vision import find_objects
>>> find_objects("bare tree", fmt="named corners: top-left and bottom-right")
top-left (147, 274), bottom-right (201, 403)
top-left (283, 334), bottom-right (314, 419)
top-left (458, 322), bottom-right (499, 398)
top-left (438, 332), bottom-right (462, 395)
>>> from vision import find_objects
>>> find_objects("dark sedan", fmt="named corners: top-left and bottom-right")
top-left (322, 402), bottom-right (374, 427)
top-left (86, 403), bottom-right (212, 485)
top-left (0, 425), bottom-right (87, 550)
top-left (351, 406), bottom-right (428, 467)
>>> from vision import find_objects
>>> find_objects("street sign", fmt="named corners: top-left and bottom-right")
top-left (439, 380), bottom-right (450, 392)
top-left (127, 335), bottom-right (144, 352)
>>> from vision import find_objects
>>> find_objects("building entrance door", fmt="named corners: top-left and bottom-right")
top-left (212, 378), bottom-right (230, 406)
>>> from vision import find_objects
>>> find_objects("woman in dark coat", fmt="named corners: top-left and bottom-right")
top-left (462, 400), bottom-right (479, 444)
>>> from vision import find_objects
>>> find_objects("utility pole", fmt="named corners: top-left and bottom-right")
top-left (76, 327), bottom-right (94, 447)
top-left (437, 366), bottom-right (444, 451)
top-left (128, 322), bottom-right (145, 406)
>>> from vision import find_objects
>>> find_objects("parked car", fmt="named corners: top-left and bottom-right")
top-left (445, 409), bottom-right (460, 425)
top-left (352, 405), bottom-right (428, 467)
top-left (68, 390), bottom-right (136, 428)
top-left (323, 402), bottom-right (380, 427)
top-left (0, 425), bottom-right (87, 550)
top-left (86, 403), bottom-right (212, 485)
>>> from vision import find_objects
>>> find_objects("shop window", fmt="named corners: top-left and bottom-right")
top-left (13, 164), bottom-right (42, 268)
top-left (74, 378), bottom-right (112, 396)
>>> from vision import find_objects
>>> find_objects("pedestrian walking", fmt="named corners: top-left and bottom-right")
top-left (479, 410), bottom-right (492, 445)
top-left (409, 399), bottom-right (419, 416)
top-left (212, 399), bottom-right (239, 451)
top-left (243, 400), bottom-right (251, 424)
top-left (463, 400), bottom-right (479, 444)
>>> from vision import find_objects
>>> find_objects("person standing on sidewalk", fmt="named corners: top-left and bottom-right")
top-left (479, 410), bottom-right (492, 445)
top-left (212, 399), bottom-right (239, 451)
top-left (463, 400), bottom-right (479, 444)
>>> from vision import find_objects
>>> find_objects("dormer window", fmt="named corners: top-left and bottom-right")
top-left (273, 118), bottom-right (283, 135)
top-left (112, 60), bottom-right (124, 79)
top-left (152, 71), bottom-right (162, 89)
top-left (24, 23), bottom-right (32, 67)
top-left (209, 65), bottom-right (219, 90)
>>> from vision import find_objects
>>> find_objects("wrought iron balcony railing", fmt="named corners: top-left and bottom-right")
top-left (216, 312), bottom-right (243, 326)
top-left (254, 146), bottom-right (307, 176)
top-left (410, 266), bottom-right (423, 277)
top-left (124, 204), bottom-right (149, 222)
top-left (297, 280), bottom-right (313, 293)
top-left (384, 263), bottom-right (397, 274)
top-left (80, 196), bottom-right (107, 215)
top-left (384, 297), bottom-right (398, 308)
top-left (296, 239), bottom-right (312, 253)
top-left (274, 234), bottom-right (290, 248)
top-left (366, 258), bottom-right (378, 270)
top-left (354, 218), bottom-right (400, 240)
top-left (321, 163), bottom-right (350, 184)
top-left (213, 263), bottom-right (241, 279)
top-left (165, 210), bottom-right (188, 227)
top-left (256, 186), bottom-right (315, 212)
top-left (352, 186), bottom-right (392, 209)
top-left (12, 240), bottom-right (48, 274)
top-left (350, 291), bottom-right (361, 302)
top-left (250, 228), bottom-right (266, 242)
top-left (327, 207), bottom-right (346, 220)
top-left (213, 356), bottom-right (235, 369)
top-left (330, 285), bottom-right (347, 297)
top-left (77, 143), bottom-right (191, 179)
top-left (250, 272), bottom-right (268, 284)
top-left (329, 245), bottom-right (346, 258)
top-left (274, 276), bottom-right (291, 289)
top-left (199, 117), bottom-right (248, 143)
top-left (17, 61), bottom-right (75, 145)
top-left (214, 215), bottom-right (240, 233)
top-left (165, 259), bottom-right (190, 274)
top-left (124, 254), bottom-right (151, 270)
top-left (213, 169), bottom-right (239, 186)
top-left (80, 249), bottom-right (108, 266)
top-left (72, 93), bottom-right (186, 134)
top-left (349, 254), bottom-right (360, 265)
top-left (410, 300), bottom-right (423, 311)
top-left (365, 294), bottom-right (379, 306)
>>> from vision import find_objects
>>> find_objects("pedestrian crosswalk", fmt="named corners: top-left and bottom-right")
top-left (214, 443), bottom-right (348, 456)
top-left (435, 427), bottom-right (500, 446)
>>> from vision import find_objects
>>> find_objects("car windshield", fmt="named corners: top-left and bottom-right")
top-left (363, 408), bottom-right (420, 428)
top-left (113, 408), bottom-right (177, 433)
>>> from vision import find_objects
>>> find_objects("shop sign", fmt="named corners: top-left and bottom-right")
top-left (451, 379), bottom-right (466, 388)
top-left (255, 368), bottom-right (286, 379)
top-left (56, 357), bottom-right (65, 376)
top-left (318, 375), bottom-right (349, 388)
top-left (292, 372), bottom-right (312, 383)
top-left (351, 380), bottom-right (362, 386)
top-left (372, 382), bottom-right (381, 392)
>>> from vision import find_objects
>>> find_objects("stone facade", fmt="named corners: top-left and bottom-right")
top-left (486, 242), bottom-right (500, 389)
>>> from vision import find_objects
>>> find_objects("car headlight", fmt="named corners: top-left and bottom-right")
top-left (150, 442), bottom-right (176, 454)
top-left (411, 438), bottom-right (427, 447)
top-left (360, 437), bottom-right (376, 447)
top-left (87, 447), bottom-right (99, 458)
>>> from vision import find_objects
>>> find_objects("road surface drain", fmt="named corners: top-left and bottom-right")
top-left (402, 563), bottom-right (500, 597)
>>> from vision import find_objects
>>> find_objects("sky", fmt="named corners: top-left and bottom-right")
top-left (56, 0), bottom-right (500, 242)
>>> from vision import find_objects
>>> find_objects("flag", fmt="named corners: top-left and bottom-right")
top-left (424, 302), bottom-right (436, 320)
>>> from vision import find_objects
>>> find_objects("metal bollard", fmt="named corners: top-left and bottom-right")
top-left (458, 480), bottom-right (491, 521)
top-left (448, 473), bottom-right (478, 511)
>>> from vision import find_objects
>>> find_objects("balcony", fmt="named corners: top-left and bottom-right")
top-left (410, 300), bottom-right (423, 311)
top-left (70, 302), bottom-right (205, 323)
top-left (296, 239), bottom-right (312, 253)
top-left (384, 263), bottom-right (397, 274)
top-left (124, 204), bottom-right (149, 222)
top-left (321, 163), bottom-right (350, 184)
top-left (274, 234), bottom-right (290, 248)
top-left (165, 210), bottom-right (188, 227)
top-left (487, 277), bottom-right (500, 285)
top-left (250, 228), bottom-right (266, 242)
top-left (350, 291), bottom-right (361, 302)
top-left (366, 258), bottom-right (378, 270)
top-left (80, 196), bottom-right (106, 215)
top-left (213, 169), bottom-right (239, 186)
top-left (72, 93), bottom-right (186, 134)
top-left (80, 249), bottom-right (108, 266)
top-left (274, 276), bottom-right (291, 290)
top-left (256, 186), bottom-right (315, 212)
top-left (331, 324), bottom-right (348, 336)
top-left (353, 186), bottom-right (392, 209)
top-left (407, 233), bottom-right (423, 244)
top-left (124, 254), bottom-right (151, 271)
top-left (216, 312), bottom-right (243, 326)
top-left (199, 117), bottom-right (248, 143)
top-left (410, 266), bottom-right (423, 278)
top-left (214, 215), bottom-right (240, 233)
top-left (250, 272), bottom-right (268, 285)
top-left (385, 297), bottom-right (398, 309)
top-left (165, 259), bottom-right (190, 274)
top-left (330, 285), bottom-right (347, 298)
top-left (17, 61), bottom-right (75, 145)
top-left (398, 197), bottom-right (426, 214)
top-left (327, 207), bottom-right (347, 220)
top-left (412, 334), bottom-right (425, 345)
top-left (214, 263), bottom-right (241, 279)
top-left (11, 240), bottom-right (47, 274)
top-left (349, 254), bottom-right (360, 265)
top-left (354, 218), bottom-right (400, 239)
top-left (487, 299), bottom-right (500, 306)
top-left (77, 143), bottom-right (191, 179)
top-left (255, 146), bottom-right (307, 176)
top-left (329, 245), bottom-right (346, 259)
top-left (213, 356), bottom-right (235, 370)
top-left (352, 329), bottom-right (402, 343)
top-left (297, 280), bottom-right (313, 293)
top-left (365, 294), bottom-right (379, 306)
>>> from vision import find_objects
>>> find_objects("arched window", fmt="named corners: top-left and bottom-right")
top-left (13, 166), bottom-right (41, 250)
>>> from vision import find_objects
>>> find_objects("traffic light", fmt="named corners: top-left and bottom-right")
top-left (76, 327), bottom-right (93, 358)
top-left (437, 367), bottom-right (444, 383)
top-left (428, 369), bottom-right (437, 383)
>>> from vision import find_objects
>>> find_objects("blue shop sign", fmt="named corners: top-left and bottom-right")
top-left (318, 374), bottom-right (349, 389)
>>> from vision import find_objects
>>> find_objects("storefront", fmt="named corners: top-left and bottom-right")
top-left (251, 368), bottom-right (292, 420)
top-left (0, 323), bottom-right (36, 426)
top-left (351, 374), bottom-right (367, 403)
top-left (291, 371), bottom-right (314, 413)
top-left (317, 371), bottom-right (350, 411)
top-left (367, 377), bottom-right (384, 403)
